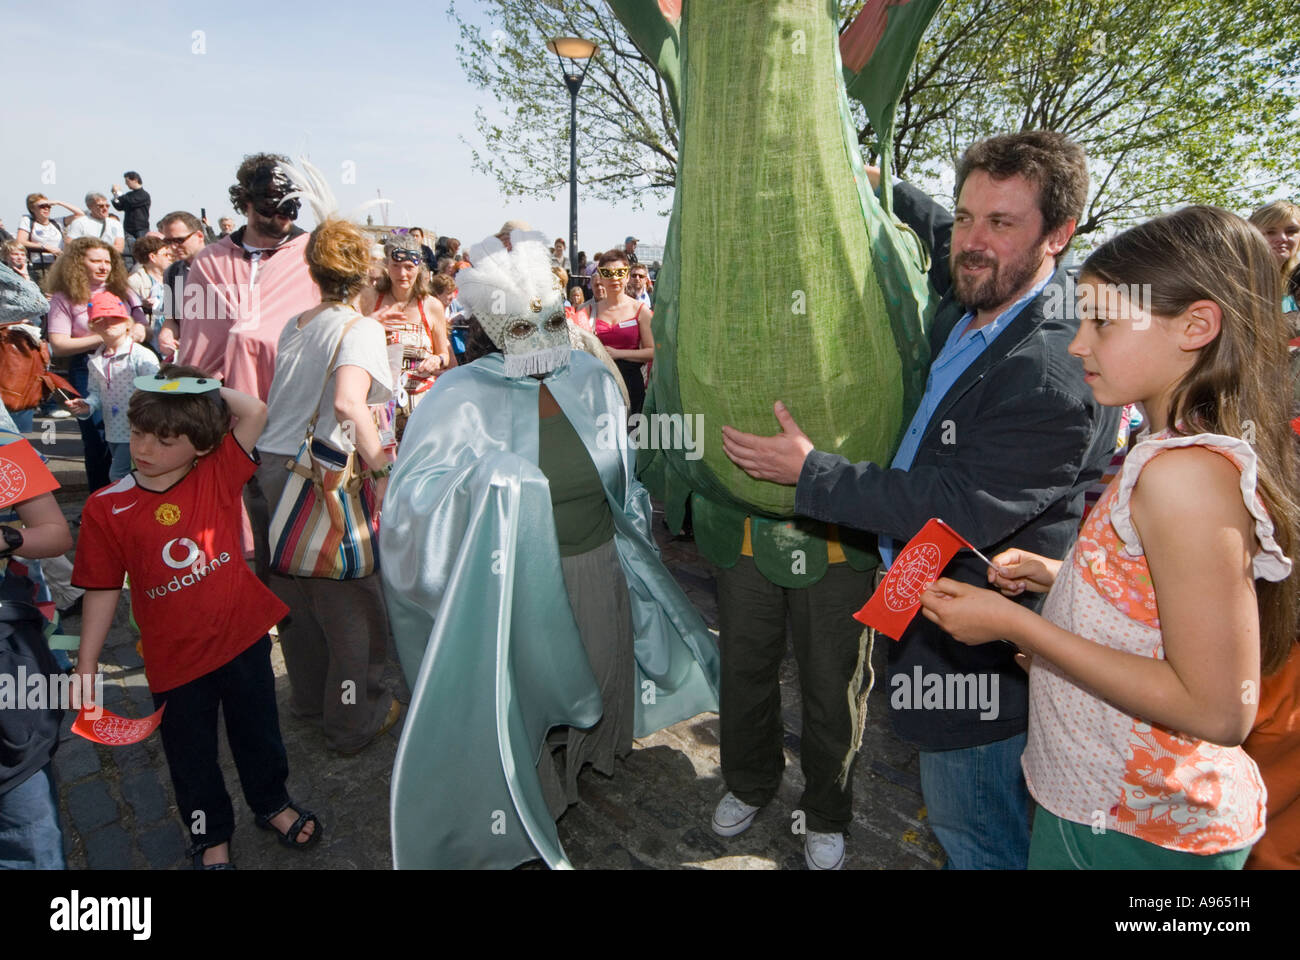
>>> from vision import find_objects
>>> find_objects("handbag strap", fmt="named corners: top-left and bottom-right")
top-left (302, 309), bottom-right (364, 442)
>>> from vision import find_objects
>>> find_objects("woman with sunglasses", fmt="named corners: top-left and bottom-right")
top-left (359, 234), bottom-right (454, 435)
top-left (16, 194), bottom-right (83, 276)
top-left (581, 249), bottom-right (653, 417)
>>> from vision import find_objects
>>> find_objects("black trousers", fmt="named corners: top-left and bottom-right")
top-left (152, 635), bottom-right (291, 854)
top-left (716, 557), bottom-right (872, 833)
top-left (615, 359), bottom-right (646, 419)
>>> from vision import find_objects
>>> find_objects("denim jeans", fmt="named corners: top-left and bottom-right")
top-left (108, 441), bottom-right (133, 481)
top-left (67, 353), bottom-right (111, 492)
top-left (0, 763), bottom-right (65, 869)
top-left (918, 731), bottom-right (1030, 869)
top-left (9, 407), bottom-right (35, 434)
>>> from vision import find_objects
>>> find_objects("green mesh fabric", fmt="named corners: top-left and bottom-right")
top-left (612, 0), bottom-right (941, 579)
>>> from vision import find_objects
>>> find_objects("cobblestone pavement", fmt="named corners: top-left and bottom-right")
top-left (37, 418), bottom-right (943, 870)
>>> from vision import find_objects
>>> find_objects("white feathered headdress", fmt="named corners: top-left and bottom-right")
top-left (277, 157), bottom-right (388, 224)
top-left (457, 229), bottom-right (570, 377)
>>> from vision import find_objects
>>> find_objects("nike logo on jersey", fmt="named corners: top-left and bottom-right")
top-left (112, 502), bottom-right (137, 515)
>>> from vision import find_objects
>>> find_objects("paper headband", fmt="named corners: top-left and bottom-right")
top-left (133, 374), bottom-right (221, 395)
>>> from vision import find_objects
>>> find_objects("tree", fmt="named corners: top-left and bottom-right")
top-left (449, 0), bottom-right (677, 209)
top-left (879, 0), bottom-right (1300, 237)
top-left (455, 0), bottom-right (1300, 235)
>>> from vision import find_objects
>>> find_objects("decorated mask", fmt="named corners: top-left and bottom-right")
top-left (457, 229), bottom-right (570, 377)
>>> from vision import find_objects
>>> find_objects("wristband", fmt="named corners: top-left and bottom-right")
top-left (0, 525), bottom-right (24, 558)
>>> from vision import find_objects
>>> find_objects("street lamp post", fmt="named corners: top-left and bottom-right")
top-left (547, 36), bottom-right (598, 278)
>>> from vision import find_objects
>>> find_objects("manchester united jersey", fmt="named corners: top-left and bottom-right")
top-left (72, 434), bottom-right (289, 692)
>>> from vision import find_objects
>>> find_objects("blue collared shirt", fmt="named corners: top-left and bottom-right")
top-left (879, 277), bottom-right (1051, 567)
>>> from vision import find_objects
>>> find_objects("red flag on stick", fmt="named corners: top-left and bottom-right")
top-left (0, 437), bottom-right (59, 508)
top-left (854, 518), bottom-right (975, 640)
top-left (72, 704), bottom-right (166, 746)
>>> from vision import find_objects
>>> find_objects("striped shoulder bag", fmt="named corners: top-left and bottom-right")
top-left (267, 314), bottom-right (383, 579)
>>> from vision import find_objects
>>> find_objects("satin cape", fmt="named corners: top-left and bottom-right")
top-left (381, 350), bottom-right (720, 869)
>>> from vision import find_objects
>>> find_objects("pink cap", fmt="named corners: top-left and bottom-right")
top-left (88, 291), bottom-right (131, 323)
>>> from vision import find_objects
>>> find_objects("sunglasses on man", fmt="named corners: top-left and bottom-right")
top-left (162, 230), bottom-right (200, 246)
top-left (250, 196), bottom-right (302, 219)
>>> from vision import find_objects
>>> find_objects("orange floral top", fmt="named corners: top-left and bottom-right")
top-left (1022, 433), bottom-right (1291, 854)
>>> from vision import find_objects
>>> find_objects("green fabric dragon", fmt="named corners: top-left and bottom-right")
top-left (607, 0), bottom-right (943, 587)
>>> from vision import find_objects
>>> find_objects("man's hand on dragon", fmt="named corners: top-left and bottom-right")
top-left (721, 402), bottom-right (814, 486)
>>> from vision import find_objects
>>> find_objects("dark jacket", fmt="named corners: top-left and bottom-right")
top-left (795, 181), bottom-right (1120, 751)
top-left (0, 571), bottom-right (63, 796)
top-left (111, 187), bottom-right (151, 236)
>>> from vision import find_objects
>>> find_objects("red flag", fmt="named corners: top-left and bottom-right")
top-left (0, 437), bottom-right (58, 508)
top-left (72, 704), bottom-right (166, 746)
top-left (854, 518), bottom-right (973, 640)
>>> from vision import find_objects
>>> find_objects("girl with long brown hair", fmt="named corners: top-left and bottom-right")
top-left (919, 205), bottom-right (1299, 868)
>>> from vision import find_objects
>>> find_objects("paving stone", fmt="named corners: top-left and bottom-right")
top-left (84, 824), bottom-right (133, 870)
top-left (101, 682), bottom-right (128, 708)
top-left (126, 684), bottom-right (155, 714)
top-left (113, 743), bottom-right (154, 773)
top-left (65, 780), bottom-right (119, 833)
top-left (138, 822), bottom-right (187, 870)
top-left (53, 736), bottom-right (101, 782)
top-left (112, 644), bottom-right (145, 669)
top-left (122, 771), bottom-right (168, 823)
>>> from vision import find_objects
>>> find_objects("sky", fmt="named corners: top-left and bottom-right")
top-left (1, 1), bottom-right (670, 256)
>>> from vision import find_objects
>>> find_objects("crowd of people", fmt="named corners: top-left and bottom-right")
top-left (0, 135), bottom-right (1297, 873)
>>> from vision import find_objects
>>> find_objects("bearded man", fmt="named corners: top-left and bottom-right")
top-left (173, 153), bottom-right (319, 400)
top-left (721, 131), bottom-right (1121, 870)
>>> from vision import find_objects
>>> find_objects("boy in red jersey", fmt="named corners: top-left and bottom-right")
top-left (72, 364), bottom-right (321, 868)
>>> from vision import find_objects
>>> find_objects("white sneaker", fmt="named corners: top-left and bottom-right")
top-left (49, 409), bottom-right (72, 420)
top-left (805, 830), bottom-right (845, 870)
top-left (711, 792), bottom-right (762, 837)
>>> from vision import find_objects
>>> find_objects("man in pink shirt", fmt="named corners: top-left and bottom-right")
top-left (173, 153), bottom-right (319, 401)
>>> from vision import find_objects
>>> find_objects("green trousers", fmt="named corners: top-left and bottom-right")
top-left (1029, 806), bottom-right (1251, 869)
top-left (715, 556), bottom-right (873, 833)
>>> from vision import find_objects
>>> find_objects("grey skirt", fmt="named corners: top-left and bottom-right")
top-left (536, 536), bottom-right (635, 818)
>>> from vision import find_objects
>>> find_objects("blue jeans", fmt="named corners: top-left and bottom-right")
top-left (67, 353), bottom-right (111, 492)
top-left (9, 407), bottom-right (35, 434)
top-left (108, 441), bottom-right (133, 481)
top-left (918, 731), bottom-right (1030, 869)
top-left (0, 763), bottom-right (66, 869)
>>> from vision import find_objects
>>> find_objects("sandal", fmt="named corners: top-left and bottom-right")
top-left (255, 800), bottom-right (323, 850)
top-left (191, 843), bottom-right (236, 870)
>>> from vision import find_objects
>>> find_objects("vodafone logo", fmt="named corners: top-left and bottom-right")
top-left (144, 540), bottom-right (232, 601)
top-left (162, 537), bottom-right (203, 571)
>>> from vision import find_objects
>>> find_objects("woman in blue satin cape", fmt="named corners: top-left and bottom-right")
top-left (380, 230), bottom-right (719, 870)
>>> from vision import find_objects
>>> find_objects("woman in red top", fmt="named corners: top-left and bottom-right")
top-left (581, 249), bottom-right (653, 417)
